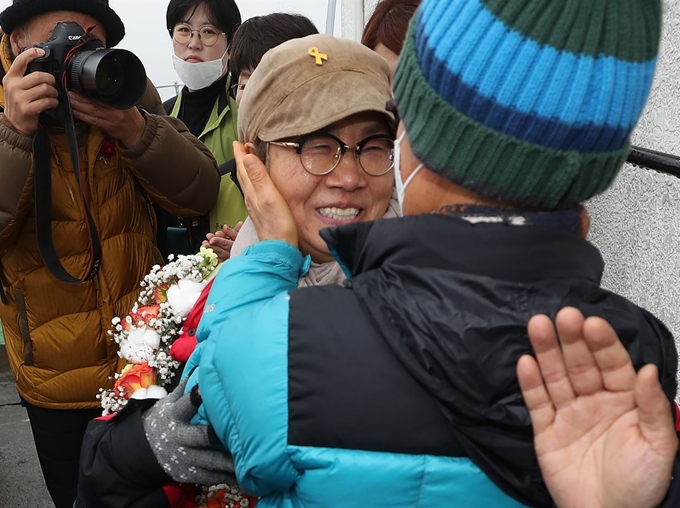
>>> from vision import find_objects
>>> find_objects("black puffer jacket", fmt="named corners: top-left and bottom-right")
top-left (315, 213), bottom-right (679, 507)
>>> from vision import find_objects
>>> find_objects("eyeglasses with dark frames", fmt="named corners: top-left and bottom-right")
top-left (269, 132), bottom-right (395, 176)
top-left (172, 23), bottom-right (226, 47)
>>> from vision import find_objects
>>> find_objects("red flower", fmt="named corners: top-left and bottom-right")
top-left (113, 363), bottom-right (156, 398)
top-left (137, 305), bottom-right (161, 324)
top-left (100, 139), bottom-right (117, 159)
top-left (122, 304), bottom-right (161, 331)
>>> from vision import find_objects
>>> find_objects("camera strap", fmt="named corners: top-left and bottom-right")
top-left (0, 260), bottom-right (7, 304)
top-left (33, 92), bottom-right (102, 284)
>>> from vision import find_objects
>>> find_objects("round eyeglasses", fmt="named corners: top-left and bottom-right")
top-left (268, 133), bottom-right (395, 176)
top-left (172, 23), bottom-right (226, 47)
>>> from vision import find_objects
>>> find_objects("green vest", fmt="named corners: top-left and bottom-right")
top-left (170, 80), bottom-right (248, 230)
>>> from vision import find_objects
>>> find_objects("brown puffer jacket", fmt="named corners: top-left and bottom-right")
top-left (0, 38), bottom-right (220, 409)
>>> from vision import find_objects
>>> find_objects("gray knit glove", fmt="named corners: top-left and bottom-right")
top-left (142, 379), bottom-right (236, 485)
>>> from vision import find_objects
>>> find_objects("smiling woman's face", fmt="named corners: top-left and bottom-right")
top-left (266, 111), bottom-right (394, 263)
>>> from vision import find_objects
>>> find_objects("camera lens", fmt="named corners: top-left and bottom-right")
top-left (68, 49), bottom-right (147, 109)
top-left (94, 55), bottom-right (124, 98)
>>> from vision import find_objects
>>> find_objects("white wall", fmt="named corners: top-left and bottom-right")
top-left (340, 0), bottom-right (379, 40)
top-left (587, 0), bottom-right (680, 367)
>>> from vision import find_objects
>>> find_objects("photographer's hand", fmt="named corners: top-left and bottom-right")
top-left (69, 92), bottom-right (146, 148)
top-left (2, 48), bottom-right (59, 137)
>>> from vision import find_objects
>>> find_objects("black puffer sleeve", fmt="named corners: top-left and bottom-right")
top-left (76, 399), bottom-right (173, 508)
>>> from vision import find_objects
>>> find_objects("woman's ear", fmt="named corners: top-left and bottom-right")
top-left (244, 142), bottom-right (256, 155)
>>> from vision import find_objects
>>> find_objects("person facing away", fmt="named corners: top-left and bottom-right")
top-left (361, 0), bottom-right (421, 78)
top-left (190, 0), bottom-right (679, 507)
top-left (0, 0), bottom-right (220, 506)
top-left (75, 32), bottom-right (397, 508)
top-left (157, 0), bottom-right (246, 259)
top-left (202, 12), bottom-right (319, 261)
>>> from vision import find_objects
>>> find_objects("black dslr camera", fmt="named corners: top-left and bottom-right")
top-left (25, 21), bottom-right (147, 123)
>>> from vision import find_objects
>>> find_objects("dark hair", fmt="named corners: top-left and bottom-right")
top-left (166, 0), bottom-right (241, 44)
top-left (230, 13), bottom-right (318, 79)
top-left (361, 0), bottom-right (420, 55)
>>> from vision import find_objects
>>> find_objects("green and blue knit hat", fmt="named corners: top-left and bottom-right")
top-left (393, 0), bottom-right (662, 209)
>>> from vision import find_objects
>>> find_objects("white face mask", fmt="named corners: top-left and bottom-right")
top-left (393, 131), bottom-right (423, 215)
top-left (172, 48), bottom-right (228, 90)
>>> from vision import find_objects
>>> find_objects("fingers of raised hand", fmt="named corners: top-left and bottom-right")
top-left (517, 354), bottom-right (556, 434)
top-left (233, 141), bottom-right (296, 243)
top-left (555, 308), bottom-right (605, 396)
top-left (526, 312), bottom-right (576, 409)
top-left (635, 364), bottom-right (677, 444)
top-left (233, 142), bottom-right (276, 208)
top-left (582, 315), bottom-right (636, 393)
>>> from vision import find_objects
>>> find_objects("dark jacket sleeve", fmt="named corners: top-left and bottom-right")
top-left (120, 80), bottom-right (220, 217)
top-left (76, 399), bottom-right (173, 508)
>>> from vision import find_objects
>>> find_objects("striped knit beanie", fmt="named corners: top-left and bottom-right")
top-left (393, 0), bottom-right (662, 209)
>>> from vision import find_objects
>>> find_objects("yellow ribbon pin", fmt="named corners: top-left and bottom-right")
top-left (308, 47), bottom-right (328, 66)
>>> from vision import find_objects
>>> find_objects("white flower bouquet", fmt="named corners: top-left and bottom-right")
top-left (98, 248), bottom-right (219, 415)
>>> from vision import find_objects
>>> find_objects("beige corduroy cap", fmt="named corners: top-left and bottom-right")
top-left (238, 33), bottom-right (393, 143)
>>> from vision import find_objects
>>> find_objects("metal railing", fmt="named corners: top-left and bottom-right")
top-left (627, 145), bottom-right (680, 178)
top-left (156, 82), bottom-right (183, 96)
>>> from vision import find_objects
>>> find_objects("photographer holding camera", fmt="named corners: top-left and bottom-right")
top-left (0, 1), bottom-right (221, 506)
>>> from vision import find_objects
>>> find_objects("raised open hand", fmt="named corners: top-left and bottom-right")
top-left (518, 307), bottom-right (677, 508)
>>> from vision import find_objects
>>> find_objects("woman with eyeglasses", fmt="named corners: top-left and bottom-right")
top-left (76, 34), bottom-right (398, 508)
top-left (156, 0), bottom-right (248, 262)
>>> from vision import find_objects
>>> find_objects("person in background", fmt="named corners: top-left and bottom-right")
top-left (189, 0), bottom-right (680, 506)
top-left (158, 0), bottom-right (247, 259)
top-left (230, 12), bottom-right (318, 108)
top-left (0, 0), bottom-right (220, 506)
top-left (76, 33), bottom-right (398, 508)
top-left (202, 12), bottom-right (319, 261)
top-left (361, 0), bottom-right (420, 78)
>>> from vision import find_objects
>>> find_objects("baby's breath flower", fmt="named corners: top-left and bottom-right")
top-left (99, 251), bottom-right (213, 414)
